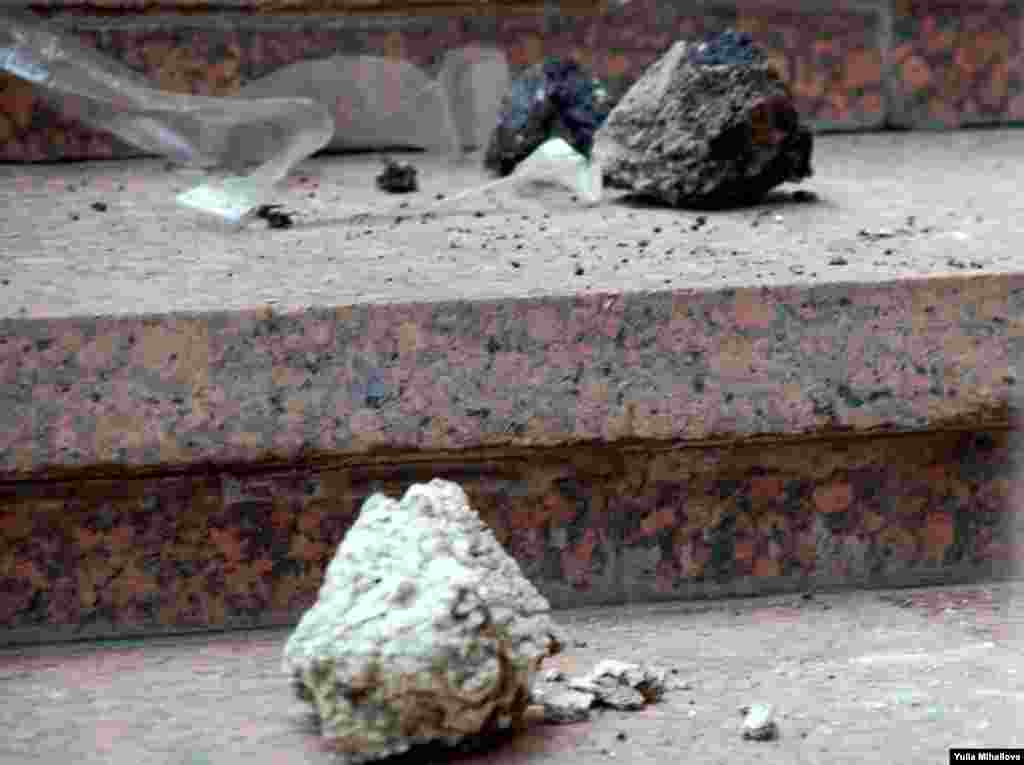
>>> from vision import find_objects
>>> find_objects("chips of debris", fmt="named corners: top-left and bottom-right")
top-left (530, 685), bottom-right (595, 723)
top-left (376, 159), bottom-right (419, 193)
top-left (567, 660), bottom-right (667, 711)
top-left (741, 703), bottom-right (778, 740)
top-left (255, 204), bottom-right (295, 229)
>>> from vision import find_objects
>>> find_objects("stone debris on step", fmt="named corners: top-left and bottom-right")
top-left (740, 703), bottom-right (779, 741)
top-left (282, 479), bottom-right (565, 763)
top-left (530, 686), bottom-right (596, 723)
top-left (532, 659), bottom-right (669, 722)
top-left (593, 29), bottom-right (813, 208)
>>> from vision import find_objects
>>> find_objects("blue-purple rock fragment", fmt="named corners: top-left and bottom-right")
top-left (687, 29), bottom-right (764, 67)
top-left (484, 58), bottom-right (615, 177)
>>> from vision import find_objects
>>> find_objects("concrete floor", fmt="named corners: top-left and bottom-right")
top-left (1, 582), bottom-right (1022, 765)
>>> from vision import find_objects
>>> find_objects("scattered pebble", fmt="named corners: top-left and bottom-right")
top-left (255, 204), bottom-right (295, 229)
top-left (90, 201), bottom-right (108, 212)
top-left (741, 703), bottom-right (778, 741)
top-left (828, 256), bottom-right (849, 266)
top-left (857, 227), bottom-right (896, 241)
top-left (375, 159), bottom-right (419, 193)
top-left (568, 660), bottom-right (667, 711)
top-left (531, 687), bottom-right (595, 723)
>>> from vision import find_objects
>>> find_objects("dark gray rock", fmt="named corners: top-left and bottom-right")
top-left (484, 58), bottom-right (615, 177)
top-left (593, 31), bottom-right (813, 208)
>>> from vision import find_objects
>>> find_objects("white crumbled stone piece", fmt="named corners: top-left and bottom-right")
top-left (568, 660), bottom-right (667, 711)
top-left (741, 703), bottom-right (778, 740)
top-left (530, 685), bottom-right (595, 723)
top-left (282, 479), bottom-right (565, 762)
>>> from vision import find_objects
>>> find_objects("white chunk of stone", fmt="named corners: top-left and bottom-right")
top-left (568, 660), bottom-right (668, 710)
top-left (283, 479), bottom-right (565, 762)
top-left (741, 703), bottom-right (779, 740)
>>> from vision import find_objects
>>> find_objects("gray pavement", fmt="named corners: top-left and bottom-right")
top-left (1, 582), bottom-right (1022, 765)
top-left (3, 130), bottom-right (1024, 318)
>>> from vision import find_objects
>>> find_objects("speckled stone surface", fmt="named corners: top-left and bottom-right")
top-left (2, 131), bottom-right (1023, 477)
top-left (1, 429), bottom-right (1019, 644)
top-left (889, 1), bottom-right (1024, 128)
top-left (0, 0), bottom-right (886, 162)
top-left (2, 130), bottom-right (1024, 641)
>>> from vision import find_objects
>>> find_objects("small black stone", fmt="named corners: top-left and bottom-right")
top-left (376, 159), bottom-right (419, 194)
top-left (256, 204), bottom-right (295, 229)
top-left (90, 201), bottom-right (108, 212)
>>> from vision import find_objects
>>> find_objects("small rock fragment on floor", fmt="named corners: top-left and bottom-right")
top-left (741, 703), bottom-right (778, 741)
top-left (531, 686), bottom-right (595, 723)
top-left (376, 158), bottom-right (419, 193)
top-left (568, 660), bottom-right (667, 711)
top-left (594, 29), bottom-right (812, 208)
top-left (256, 204), bottom-right (295, 229)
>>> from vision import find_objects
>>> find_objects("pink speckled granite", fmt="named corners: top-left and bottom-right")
top-left (2, 130), bottom-right (1024, 641)
top-left (889, 1), bottom-right (1024, 128)
top-left (1, 429), bottom-right (1018, 644)
top-left (0, 275), bottom-right (1019, 480)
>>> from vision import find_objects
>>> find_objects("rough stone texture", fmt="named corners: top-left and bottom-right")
top-left (593, 31), bottom-right (813, 208)
top-left (529, 685), bottom-right (594, 723)
top-left (484, 57), bottom-right (615, 176)
top-left (282, 479), bottom-right (564, 762)
top-left (740, 702), bottom-right (778, 740)
top-left (567, 660), bottom-right (666, 710)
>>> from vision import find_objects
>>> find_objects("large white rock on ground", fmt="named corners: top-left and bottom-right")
top-left (283, 479), bottom-right (565, 762)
